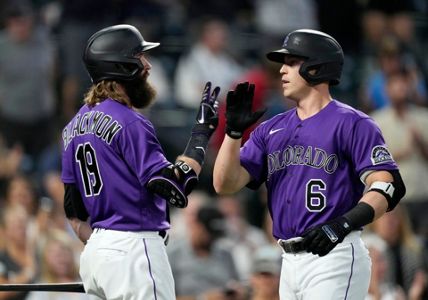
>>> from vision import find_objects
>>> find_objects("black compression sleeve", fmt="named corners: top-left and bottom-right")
top-left (183, 124), bottom-right (211, 166)
top-left (342, 202), bottom-right (375, 229)
top-left (64, 184), bottom-right (89, 221)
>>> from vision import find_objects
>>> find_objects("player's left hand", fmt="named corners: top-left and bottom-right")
top-left (301, 216), bottom-right (352, 256)
top-left (193, 81), bottom-right (220, 138)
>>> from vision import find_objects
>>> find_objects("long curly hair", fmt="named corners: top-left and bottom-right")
top-left (83, 80), bottom-right (131, 107)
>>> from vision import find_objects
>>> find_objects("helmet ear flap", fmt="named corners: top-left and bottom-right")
top-left (299, 60), bottom-right (343, 86)
top-left (117, 61), bottom-right (143, 76)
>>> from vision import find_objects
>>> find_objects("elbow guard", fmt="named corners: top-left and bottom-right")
top-left (389, 169), bottom-right (406, 211)
top-left (367, 170), bottom-right (406, 211)
top-left (147, 161), bottom-right (198, 208)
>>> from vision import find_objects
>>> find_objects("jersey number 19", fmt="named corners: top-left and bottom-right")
top-left (75, 142), bottom-right (103, 197)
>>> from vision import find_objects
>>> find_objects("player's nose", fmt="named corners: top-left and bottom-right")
top-left (280, 64), bottom-right (287, 74)
top-left (140, 55), bottom-right (152, 71)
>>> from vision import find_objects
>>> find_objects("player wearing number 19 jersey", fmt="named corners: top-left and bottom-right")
top-left (61, 98), bottom-right (171, 231)
top-left (61, 25), bottom-right (220, 300)
top-left (213, 29), bottom-right (406, 300)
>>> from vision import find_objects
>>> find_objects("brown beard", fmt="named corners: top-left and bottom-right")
top-left (122, 75), bottom-right (157, 109)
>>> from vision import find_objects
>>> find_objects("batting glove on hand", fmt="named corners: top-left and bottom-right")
top-left (225, 82), bottom-right (266, 139)
top-left (301, 216), bottom-right (352, 256)
top-left (183, 82), bottom-right (220, 166)
top-left (192, 81), bottom-right (220, 138)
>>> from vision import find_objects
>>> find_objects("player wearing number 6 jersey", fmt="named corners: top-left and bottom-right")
top-left (213, 29), bottom-right (406, 300)
top-left (61, 25), bottom-right (220, 300)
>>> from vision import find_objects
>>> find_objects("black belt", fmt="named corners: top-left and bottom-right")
top-left (159, 230), bottom-right (169, 246)
top-left (278, 237), bottom-right (305, 254)
top-left (93, 228), bottom-right (169, 246)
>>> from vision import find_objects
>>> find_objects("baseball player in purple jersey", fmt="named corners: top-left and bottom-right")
top-left (61, 24), bottom-right (220, 300)
top-left (213, 29), bottom-right (406, 299)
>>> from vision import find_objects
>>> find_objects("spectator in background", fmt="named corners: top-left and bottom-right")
top-left (168, 190), bottom-right (212, 242)
top-left (27, 230), bottom-right (90, 300)
top-left (2, 174), bottom-right (71, 255)
top-left (216, 194), bottom-right (270, 281)
top-left (0, 1), bottom-right (57, 175)
top-left (369, 205), bottom-right (427, 299)
top-left (360, 0), bottom-right (419, 52)
top-left (174, 17), bottom-right (243, 109)
top-left (248, 245), bottom-right (282, 300)
top-left (42, 173), bottom-right (73, 234)
top-left (167, 204), bottom-right (242, 299)
top-left (360, 36), bottom-right (426, 112)
top-left (362, 233), bottom-right (407, 300)
top-left (371, 69), bottom-right (428, 238)
top-left (0, 136), bottom-right (23, 196)
top-left (4, 174), bottom-right (38, 217)
top-left (0, 205), bottom-right (36, 300)
top-left (254, 0), bottom-right (318, 45)
top-left (361, 0), bottom-right (427, 77)
top-left (360, 9), bottom-right (389, 57)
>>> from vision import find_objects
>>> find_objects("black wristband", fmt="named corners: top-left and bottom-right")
top-left (183, 124), bottom-right (211, 166)
top-left (225, 126), bottom-right (243, 139)
top-left (342, 202), bottom-right (375, 229)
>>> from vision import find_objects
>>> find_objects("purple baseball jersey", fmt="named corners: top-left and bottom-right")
top-left (61, 98), bottom-right (171, 231)
top-left (240, 100), bottom-right (397, 239)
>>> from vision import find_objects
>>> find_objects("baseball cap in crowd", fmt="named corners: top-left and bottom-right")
top-left (196, 205), bottom-right (226, 239)
top-left (251, 245), bottom-right (282, 275)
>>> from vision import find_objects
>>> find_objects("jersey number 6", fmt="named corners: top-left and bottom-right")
top-left (75, 142), bottom-right (103, 197)
top-left (305, 179), bottom-right (326, 212)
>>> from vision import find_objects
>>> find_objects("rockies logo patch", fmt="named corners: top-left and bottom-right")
top-left (371, 145), bottom-right (393, 165)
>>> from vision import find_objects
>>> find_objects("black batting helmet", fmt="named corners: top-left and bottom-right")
top-left (266, 29), bottom-right (344, 85)
top-left (83, 24), bottom-right (160, 83)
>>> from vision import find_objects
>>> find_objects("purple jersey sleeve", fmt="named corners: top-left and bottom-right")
top-left (61, 142), bottom-right (75, 184)
top-left (348, 117), bottom-right (397, 177)
top-left (118, 119), bottom-right (170, 185)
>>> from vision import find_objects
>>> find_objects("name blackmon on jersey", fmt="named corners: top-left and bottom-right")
top-left (62, 110), bottom-right (123, 150)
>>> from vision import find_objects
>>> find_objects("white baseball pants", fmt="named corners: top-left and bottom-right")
top-left (279, 231), bottom-right (371, 300)
top-left (80, 229), bottom-right (175, 300)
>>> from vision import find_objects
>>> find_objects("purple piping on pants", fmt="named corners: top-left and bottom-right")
top-left (143, 239), bottom-right (158, 300)
top-left (344, 243), bottom-right (355, 300)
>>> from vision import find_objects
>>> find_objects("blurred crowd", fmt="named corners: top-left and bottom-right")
top-left (0, 0), bottom-right (427, 299)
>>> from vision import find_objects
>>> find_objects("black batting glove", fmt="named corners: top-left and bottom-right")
top-left (183, 82), bottom-right (220, 166)
top-left (301, 216), bottom-right (353, 257)
top-left (192, 81), bottom-right (220, 138)
top-left (225, 82), bottom-right (266, 139)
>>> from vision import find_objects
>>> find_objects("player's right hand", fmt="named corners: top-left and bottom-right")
top-left (225, 82), bottom-right (266, 139)
top-left (193, 81), bottom-right (220, 138)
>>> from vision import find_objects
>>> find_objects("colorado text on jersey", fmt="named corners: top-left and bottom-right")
top-left (267, 145), bottom-right (339, 179)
